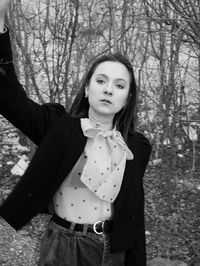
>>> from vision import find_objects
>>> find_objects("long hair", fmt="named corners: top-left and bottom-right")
top-left (69, 53), bottom-right (137, 143)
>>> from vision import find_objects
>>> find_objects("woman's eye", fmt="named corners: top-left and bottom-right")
top-left (116, 84), bottom-right (124, 89)
top-left (97, 79), bottom-right (105, 84)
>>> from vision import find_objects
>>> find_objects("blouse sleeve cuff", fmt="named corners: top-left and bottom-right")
top-left (0, 25), bottom-right (13, 64)
top-left (0, 25), bottom-right (8, 34)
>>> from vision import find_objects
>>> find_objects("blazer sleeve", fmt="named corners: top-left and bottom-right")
top-left (125, 133), bottom-right (152, 266)
top-left (0, 27), bottom-right (66, 145)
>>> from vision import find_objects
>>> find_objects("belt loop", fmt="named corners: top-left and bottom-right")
top-left (83, 224), bottom-right (89, 235)
top-left (69, 222), bottom-right (76, 233)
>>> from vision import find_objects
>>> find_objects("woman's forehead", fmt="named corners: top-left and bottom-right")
top-left (93, 61), bottom-right (130, 82)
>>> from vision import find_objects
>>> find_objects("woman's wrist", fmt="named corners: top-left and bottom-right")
top-left (0, 17), bottom-right (5, 33)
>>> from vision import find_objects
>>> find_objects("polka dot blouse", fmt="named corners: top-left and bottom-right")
top-left (53, 118), bottom-right (133, 224)
top-left (53, 142), bottom-right (113, 224)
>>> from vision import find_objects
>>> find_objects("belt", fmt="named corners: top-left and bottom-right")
top-left (52, 214), bottom-right (114, 235)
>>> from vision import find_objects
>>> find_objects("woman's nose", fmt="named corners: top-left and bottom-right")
top-left (104, 83), bottom-right (113, 95)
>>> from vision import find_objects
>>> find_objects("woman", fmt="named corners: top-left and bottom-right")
top-left (0, 1), bottom-right (152, 265)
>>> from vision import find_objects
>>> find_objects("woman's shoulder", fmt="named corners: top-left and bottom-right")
top-left (42, 102), bottom-right (66, 115)
top-left (41, 103), bottom-right (80, 133)
top-left (128, 131), bottom-right (152, 153)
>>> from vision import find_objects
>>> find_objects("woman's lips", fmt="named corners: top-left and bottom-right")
top-left (100, 99), bottom-right (112, 104)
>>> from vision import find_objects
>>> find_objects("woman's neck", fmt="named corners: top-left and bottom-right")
top-left (88, 108), bottom-right (113, 131)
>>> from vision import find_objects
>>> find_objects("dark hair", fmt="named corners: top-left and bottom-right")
top-left (69, 53), bottom-right (137, 143)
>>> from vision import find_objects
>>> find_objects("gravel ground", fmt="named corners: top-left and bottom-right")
top-left (0, 215), bottom-right (50, 266)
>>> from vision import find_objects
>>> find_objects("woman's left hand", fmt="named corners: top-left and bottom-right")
top-left (0, 0), bottom-right (10, 32)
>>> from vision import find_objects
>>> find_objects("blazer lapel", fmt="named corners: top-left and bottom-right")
top-left (113, 161), bottom-right (133, 211)
top-left (113, 133), bottom-right (137, 214)
top-left (51, 117), bottom-right (87, 193)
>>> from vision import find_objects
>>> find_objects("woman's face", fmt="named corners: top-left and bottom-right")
top-left (85, 61), bottom-right (131, 121)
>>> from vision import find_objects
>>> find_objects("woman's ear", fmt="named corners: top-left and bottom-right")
top-left (85, 86), bottom-right (88, 98)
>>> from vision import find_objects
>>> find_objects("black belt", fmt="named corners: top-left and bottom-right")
top-left (52, 214), bottom-right (114, 235)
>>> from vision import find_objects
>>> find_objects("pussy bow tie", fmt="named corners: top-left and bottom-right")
top-left (80, 118), bottom-right (134, 203)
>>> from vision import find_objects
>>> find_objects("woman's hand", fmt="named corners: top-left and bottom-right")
top-left (0, 0), bottom-right (10, 18)
top-left (0, 0), bottom-right (10, 32)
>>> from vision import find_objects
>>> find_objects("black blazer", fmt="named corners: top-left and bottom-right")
top-left (0, 28), bottom-right (152, 266)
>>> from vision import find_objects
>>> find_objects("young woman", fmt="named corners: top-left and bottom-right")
top-left (0, 1), bottom-right (152, 265)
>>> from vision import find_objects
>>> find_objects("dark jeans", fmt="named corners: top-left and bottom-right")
top-left (38, 219), bottom-right (125, 266)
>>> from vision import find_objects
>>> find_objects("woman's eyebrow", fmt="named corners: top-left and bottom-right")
top-left (96, 73), bottom-right (108, 79)
top-left (96, 73), bottom-right (127, 83)
top-left (116, 78), bottom-right (127, 84)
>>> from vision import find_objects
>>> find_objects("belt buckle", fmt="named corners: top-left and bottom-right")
top-left (93, 220), bottom-right (104, 235)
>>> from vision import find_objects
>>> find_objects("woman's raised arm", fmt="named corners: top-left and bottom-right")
top-left (0, 1), bottom-right (66, 145)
